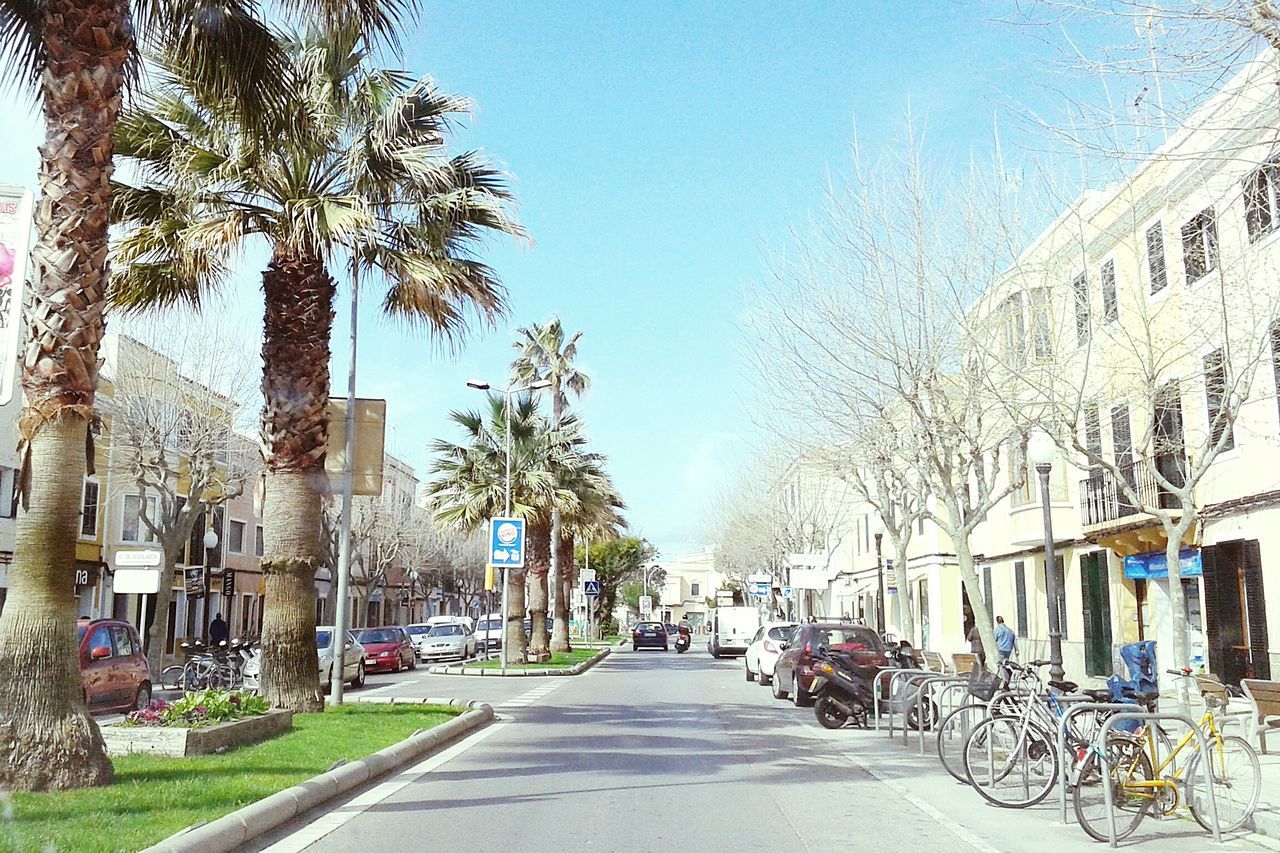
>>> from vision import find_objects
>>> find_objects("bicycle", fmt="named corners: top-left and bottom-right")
top-left (936, 664), bottom-right (1035, 783)
top-left (1072, 668), bottom-right (1261, 842)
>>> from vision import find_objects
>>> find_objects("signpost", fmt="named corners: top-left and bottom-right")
top-left (639, 594), bottom-right (653, 617)
top-left (112, 557), bottom-right (163, 658)
top-left (583, 579), bottom-right (601, 596)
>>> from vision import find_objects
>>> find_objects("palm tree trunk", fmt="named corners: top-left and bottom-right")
top-left (258, 247), bottom-right (334, 713)
top-left (504, 566), bottom-right (528, 662)
top-left (0, 0), bottom-right (130, 791)
top-left (551, 530), bottom-right (573, 652)
top-left (526, 520), bottom-right (552, 662)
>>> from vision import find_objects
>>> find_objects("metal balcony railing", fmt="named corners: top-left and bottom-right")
top-left (1079, 459), bottom-right (1182, 527)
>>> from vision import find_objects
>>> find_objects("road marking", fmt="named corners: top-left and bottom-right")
top-left (260, 721), bottom-right (505, 853)
top-left (499, 681), bottom-right (566, 709)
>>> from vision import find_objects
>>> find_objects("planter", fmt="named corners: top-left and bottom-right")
top-left (101, 709), bottom-right (293, 757)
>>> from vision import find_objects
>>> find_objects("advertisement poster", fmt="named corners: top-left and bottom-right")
top-left (0, 186), bottom-right (32, 406)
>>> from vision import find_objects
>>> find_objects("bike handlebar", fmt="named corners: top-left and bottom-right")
top-left (1166, 667), bottom-right (1194, 677)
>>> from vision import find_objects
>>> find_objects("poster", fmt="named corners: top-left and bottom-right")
top-left (0, 186), bottom-right (32, 406)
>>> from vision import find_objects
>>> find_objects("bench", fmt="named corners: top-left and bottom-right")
top-left (1241, 679), bottom-right (1280, 753)
top-left (921, 650), bottom-right (948, 673)
top-left (951, 653), bottom-right (979, 675)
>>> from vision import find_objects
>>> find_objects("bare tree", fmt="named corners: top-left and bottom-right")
top-left (103, 329), bottom-right (258, 674)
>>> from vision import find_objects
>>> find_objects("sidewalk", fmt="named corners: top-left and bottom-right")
top-left (1248, 747), bottom-right (1280, 842)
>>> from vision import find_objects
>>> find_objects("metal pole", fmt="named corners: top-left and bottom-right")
top-left (500, 387), bottom-right (512, 672)
top-left (331, 267), bottom-right (359, 703)
top-left (1037, 463), bottom-right (1066, 683)
top-left (875, 532), bottom-right (885, 635)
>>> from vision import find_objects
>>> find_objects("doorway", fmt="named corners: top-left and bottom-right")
top-left (1080, 551), bottom-right (1113, 677)
top-left (1202, 540), bottom-right (1269, 684)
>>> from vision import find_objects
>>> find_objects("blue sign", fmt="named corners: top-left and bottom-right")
top-left (488, 517), bottom-right (525, 568)
top-left (583, 580), bottom-right (600, 597)
top-left (1123, 548), bottom-right (1202, 580)
top-left (750, 581), bottom-right (770, 597)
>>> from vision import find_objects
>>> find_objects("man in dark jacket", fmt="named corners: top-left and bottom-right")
top-left (209, 612), bottom-right (230, 645)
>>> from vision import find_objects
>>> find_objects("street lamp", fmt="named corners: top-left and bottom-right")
top-left (467, 376), bottom-right (552, 670)
top-left (1028, 429), bottom-right (1066, 683)
top-left (874, 532), bottom-right (884, 635)
top-left (202, 527), bottom-right (219, 643)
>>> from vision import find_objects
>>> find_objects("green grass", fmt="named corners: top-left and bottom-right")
top-left (1, 704), bottom-right (462, 853)
top-left (472, 647), bottom-right (600, 669)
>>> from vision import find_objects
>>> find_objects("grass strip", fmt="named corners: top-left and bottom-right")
top-left (2, 703), bottom-right (462, 853)
top-left (471, 648), bottom-right (600, 670)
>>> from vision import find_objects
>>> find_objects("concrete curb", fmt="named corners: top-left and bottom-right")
top-left (143, 702), bottom-right (494, 853)
top-left (428, 647), bottom-right (610, 677)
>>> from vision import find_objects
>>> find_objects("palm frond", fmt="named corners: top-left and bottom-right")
top-left (0, 0), bottom-right (42, 94)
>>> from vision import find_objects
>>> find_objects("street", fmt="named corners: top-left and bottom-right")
top-left (250, 648), bottom-right (1271, 853)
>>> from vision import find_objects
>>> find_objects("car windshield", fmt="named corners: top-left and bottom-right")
top-left (405, 625), bottom-right (431, 636)
top-left (428, 625), bottom-right (465, 636)
top-left (357, 629), bottom-right (401, 644)
top-left (478, 620), bottom-right (501, 632)
top-left (767, 626), bottom-right (793, 640)
top-left (638, 622), bottom-right (664, 630)
top-left (316, 630), bottom-right (333, 649)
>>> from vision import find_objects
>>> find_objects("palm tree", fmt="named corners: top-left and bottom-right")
top-left (511, 318), bottom-right (590, 655)
top-left (0, 0), bottom-right (408, 792)
top-left (109, 29), bottom-right (522, 712)
top-left (424, 394), bottom-right (569, 662)
top-left (556, 462), bottom-right (625, 650)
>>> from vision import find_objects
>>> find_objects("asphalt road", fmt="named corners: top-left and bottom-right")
top-left (254, 647), bottom-right (1273, 853)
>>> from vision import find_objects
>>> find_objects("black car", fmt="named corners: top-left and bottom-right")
top-left (631, 620), bottom-right (668, 651)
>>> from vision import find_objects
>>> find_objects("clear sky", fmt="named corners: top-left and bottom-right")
top-left (0, 1), bottom-right (1073, 559)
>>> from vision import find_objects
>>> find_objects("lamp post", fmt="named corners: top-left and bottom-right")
top-left (467, 377), bottom-right (552, 670)
top-left (201, 527), bottom-right (219, 642)
top-left (1028, 430), bottom-right (1066, 683)
top-left (874, 532), bottom-right (884, 635)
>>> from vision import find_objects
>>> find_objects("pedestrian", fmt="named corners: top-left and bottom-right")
top-left (994, 615), bottom-right (1017, 665)
top-left (209, 612), bottom-right (229, 645)
top-left (966, 622), bottom-right (986, 669)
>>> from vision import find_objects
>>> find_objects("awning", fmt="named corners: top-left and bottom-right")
top-left (1123, 548), bottom-right (1202, 580)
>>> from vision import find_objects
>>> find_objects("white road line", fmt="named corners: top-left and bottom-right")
top-left (261, 722), bottom-right (506, 853)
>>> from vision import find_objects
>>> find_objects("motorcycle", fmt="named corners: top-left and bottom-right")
top-left (809, 644), bottom-right (876, 729)
top-left (675, 627), bottom-right (691, 654)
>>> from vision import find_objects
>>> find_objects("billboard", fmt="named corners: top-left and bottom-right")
top-left (0, 186), bottom-right (33, 406)
top-left (325, 397), bottom-right (387, 496)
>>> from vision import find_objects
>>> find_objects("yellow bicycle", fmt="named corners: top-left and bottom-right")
top-left (1072, 669), bottom-right (1261, 842)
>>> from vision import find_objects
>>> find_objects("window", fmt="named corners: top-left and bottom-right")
top-left (80, 480), bottom-right (99, 537)
top-left (110, 625), bottom-right (135, 657)
top-left (1111, 405), bottom-right (1133, 468)
top-left (255, 525), bottom-right (265, 557)
top-left (1244, 159), bottom-right (1280, 241)
top-left (1073, 272), bottom-right (1091, 346)
top-left (1271, 321), bottom-right (1280, 428)
top-left (1100, 259), bottom-right (1118, 323)
top-left (1014, 561), bottom-right (1028, 638)
top-left (1052, 555), bottom-right (1068, 640)
top-left (1003, 291), bottom-right (1027, 364)
top-left (1181, 207), bottom-right (1219, 284)
top-left (0, 468), bottom-right (16, 519)
top-left (87, 625), bottom-right (111, 655)
top-left (1009, 441), bottom-right (1033, 507)
top-left (982, 565), bottom-right (993, 622)
top-left (122, 494), bottom-right (158, 543)
top-left (1028, 288), bottom-right (1052, 361)
top-left (690, 582), bottom-right (700, 598)
top-left (1204, 348), bottom-right (1234, 451)
top-left (1146, 222), bottom-right (1168, 294)
top-left (1083, 402), bottom-right (1103, 473)
top-left (228, 520), bottom-right (246, 554)
top-left (917, 513), bottom-right (925, 536)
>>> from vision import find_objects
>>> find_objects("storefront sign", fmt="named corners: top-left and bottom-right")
top-left (223, 568), bottom-right (235, 596)
top-left (184, 566), bottom-right (206, 599)
top-left (1123, 548), bottom-right (1202, 580)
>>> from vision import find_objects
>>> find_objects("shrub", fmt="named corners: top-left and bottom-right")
top-left (121, 689), bottom-right (270, 728)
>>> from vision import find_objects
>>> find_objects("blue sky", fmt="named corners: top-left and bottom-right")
top-left (0, 1), bottom-right (1078, 559)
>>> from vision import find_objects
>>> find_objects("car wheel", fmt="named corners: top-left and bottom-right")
top-left (632, 644), bottom-right (639, 651)
top-left (745, 662), bottom-right (756, 682)
top-left (759, 671), bottom-right (772, 686)
top-left (350, 662), bottom-right (366, 688)
top-left (133, 682), bottom-right (152, 711)
top-left (793, 681), bottom-right (814, 708)
top-left (408, 655), bottom-right (417, 671)
top-left (772, 672), bottom-right (789, 700)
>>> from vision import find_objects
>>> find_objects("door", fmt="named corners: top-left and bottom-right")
top-left (81, 624), bottom-right (114, 709)
top-left (918, 579), bottom-right (930, 650)
top-left (1203, 541), bottom-right (1270, 684)
top-left (1080, 552), bottom-right (1113, 677)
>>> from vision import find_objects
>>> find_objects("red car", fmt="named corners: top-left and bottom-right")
top-left (771, 623), bottom-right (883, 707)
top-left (355, 626), bottom-right (416, 673)
top-left (77, 618), bottom-right (152, 713)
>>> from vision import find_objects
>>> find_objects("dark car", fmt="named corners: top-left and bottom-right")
top-left (771, 623), bottom-right (883, 707)
top-left (631, 620), bottom-right (668, 651)
top-left (355, 626), bottom-right (416, 673)
top-left (77, 618), bottom-right (151, 713)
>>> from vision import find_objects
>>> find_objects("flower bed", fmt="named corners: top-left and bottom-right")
top-left (102, 689), bottom-right (290, 758)
top-left (122, 689), bottom-right (269, 728)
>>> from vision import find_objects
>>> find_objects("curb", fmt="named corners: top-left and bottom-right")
top-left (143, 702), bottom-right (495, 853)
top-left (428, 647), bottom-right (610, 677)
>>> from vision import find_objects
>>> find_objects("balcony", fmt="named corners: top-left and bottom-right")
top-left (1078, 459), bottom-right (1184, 550)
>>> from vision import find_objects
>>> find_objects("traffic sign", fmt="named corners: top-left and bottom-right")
top-left (639, 594), bottom-right (653, 615)
top-left (581, 568), bottom-right (596, 583)
top-left (749, 580), bottom-right (770, 597)
top-left (583, 579), bottom-right (601, 597)
top-left (488, 517), bottom-right (525, 568)
top-left (782, 586), bottom-right (794, 600)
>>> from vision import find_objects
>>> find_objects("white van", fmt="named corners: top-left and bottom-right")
top-left (709, 606), bottom-right (761, 658)
top-left (427, 614), bottom-right (474, 633)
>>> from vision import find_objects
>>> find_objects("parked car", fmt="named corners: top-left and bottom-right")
top-left (631, 620), bottom-right (668, 651)
top-left (427, 614), bottom-right (475, 633)
top-left (744, 621), bottom-right (798, 686)
top-left (77, 618), bottom-right (151, 713)
top-left (708, 606), bottom-right (760, 657)
top-left (522, 616), bottom-right (555, 636)
top-left (771, 623), bottom-right (883, 707)
top-left (418, 622), bottom-right (479, 662)
top-left (405, 623), bottom-right (433, 657)
top-left (317, 625), bottom-right (366, 689)
top-left (355, 626), bottom-right (416, 673)
top-left (476, 613), bottom-right (503, 652)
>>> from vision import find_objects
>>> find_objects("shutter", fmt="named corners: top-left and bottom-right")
top-left (1244, 540), bottom-right (1271, 680)
top-left (1201, 545), bottom-right (1224, 677)
top-left (1014, 561), bottom-right (1028, 637)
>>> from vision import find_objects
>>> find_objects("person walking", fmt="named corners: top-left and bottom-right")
top-left (209, 612), bottom-right (229, 646)
top-left (966, 622), bottom-right (986, 669)
top-left (994, 615), bottom-right (1017, 665)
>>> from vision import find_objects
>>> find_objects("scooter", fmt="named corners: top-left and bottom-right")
top-left (809, 644), bottom-right (876, 729)
top-left (675, 628), bottom-right (691, 654)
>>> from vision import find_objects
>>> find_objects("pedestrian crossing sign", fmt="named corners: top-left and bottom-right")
top-left (583, 580), bottom-right (601, 597)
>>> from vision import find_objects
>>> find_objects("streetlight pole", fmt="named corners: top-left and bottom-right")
top-left (874, 532), bottom-right (884, 635)
top-left (1029, 431), bottom-right (1066, 683)
top-left (331, 266), bottom-right (359, 704)
top-left (467, 377), bottom-right (551, 672)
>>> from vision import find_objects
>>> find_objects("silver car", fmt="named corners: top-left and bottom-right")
top-left (241, 626), bottom-right (365, 691)
top-left (417, 623), bottom-right (478, 662)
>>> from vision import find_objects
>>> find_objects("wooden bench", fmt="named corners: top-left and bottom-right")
top-left (921, 650), bottom-right (948, 673)
top-left (951, 653), bottom-right (979, 675)
top-left (1241, 679), bottom-right (1280, 753)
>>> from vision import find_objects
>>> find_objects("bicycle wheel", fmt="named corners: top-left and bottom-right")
top-left (936, 703), bottom-right (989, 783)
top-left (1072, 734), bottom-right (1154, 843)
top-left (1186, 734), bottom-right (1261, 833)
top-left (159, 665), bottom-right (185, 690)
top-left (962, 716), bottom-right (1059, 808)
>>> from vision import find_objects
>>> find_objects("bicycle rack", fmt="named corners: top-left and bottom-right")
top-left (1056, 701), bottom-right (1145, 825)
top-left (1094, 711), bottom-right (1224, 848)
top-left (874, 668), bottom-right (932, 737)
top-left (913, 676), bottom-right (971, 753)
